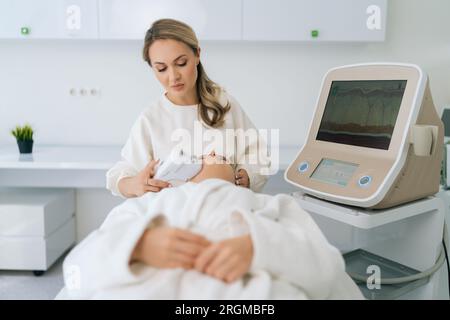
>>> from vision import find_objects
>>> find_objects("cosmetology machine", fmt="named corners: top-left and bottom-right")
top-left (285, 63), bottom-right (449, 299)
top-left (154, 149), bottom-right (202, 187)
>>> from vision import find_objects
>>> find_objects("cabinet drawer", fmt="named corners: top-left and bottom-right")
top-left (0, 188), bottom-right (75, 236)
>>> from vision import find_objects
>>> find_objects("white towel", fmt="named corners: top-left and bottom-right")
top-left (62, 179), bottom-right (363, 299)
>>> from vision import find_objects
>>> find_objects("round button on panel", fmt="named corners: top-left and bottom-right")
top-left (358, 175), bottom-right (372, 187)
top-left (298, 161), bottom-right (309, 173)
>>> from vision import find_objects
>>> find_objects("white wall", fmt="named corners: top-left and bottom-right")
top-left (1, 0), bottom-right (450, 241)
top-left (1, 0), bottom-right (449, 147)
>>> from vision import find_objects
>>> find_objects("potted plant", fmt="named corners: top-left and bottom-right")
top-left (11, 124), bottom-right (34, 154)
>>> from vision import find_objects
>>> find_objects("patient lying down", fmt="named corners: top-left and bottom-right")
top-left (62, 155), bottom-right (363, 299)
top-left (130, 154), bottom-right (252, 283)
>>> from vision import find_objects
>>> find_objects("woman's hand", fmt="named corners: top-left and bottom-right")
top-left (131, 225), bottom-right (211, 269)
top-left (235, 169), bottom-right (250, 188)
top-left (194, 234), bottom-right (254, 283)
top-left (119, 159), bottom-right (171, 197)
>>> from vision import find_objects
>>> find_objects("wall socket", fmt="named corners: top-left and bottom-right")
top-left (69, 88), bottom-right (101, 97)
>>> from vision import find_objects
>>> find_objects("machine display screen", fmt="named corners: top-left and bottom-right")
top-left (310, 158), bottom-right (359, 187)
top-left (316, 80), bottom-right (407, 150)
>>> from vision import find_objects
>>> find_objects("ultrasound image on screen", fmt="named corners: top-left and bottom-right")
top-left (316, 80), bottom-right (407, 150)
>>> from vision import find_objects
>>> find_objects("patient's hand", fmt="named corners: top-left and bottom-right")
top-left (131, 226), bottom-right (211, 269)
top-left (194, 235), bottom-right (254, 283)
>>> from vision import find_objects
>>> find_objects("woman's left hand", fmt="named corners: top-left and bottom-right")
top-left (194, 234), bottom-right (254, 283)
top-left (235, 169), bottom-right (250, 188)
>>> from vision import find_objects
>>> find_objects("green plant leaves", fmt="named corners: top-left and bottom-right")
top-left (11, 124), bottom-right (33, 141)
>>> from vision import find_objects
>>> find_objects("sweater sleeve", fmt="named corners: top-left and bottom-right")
top-left (227, 94), bottom-right (271, 193)
top-left (106, 113), bottom-right (154, 198)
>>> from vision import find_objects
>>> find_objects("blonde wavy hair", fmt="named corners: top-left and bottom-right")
top-left (142, 19), bottom-right (230, 128)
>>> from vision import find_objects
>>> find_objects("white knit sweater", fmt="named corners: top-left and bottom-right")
top-left (106, 89), bottom-right (271, 197)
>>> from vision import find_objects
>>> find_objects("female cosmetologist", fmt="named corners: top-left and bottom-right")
top-left (106, 19), bottom-right (271, 282)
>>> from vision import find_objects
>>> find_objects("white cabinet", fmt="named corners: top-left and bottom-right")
top-left (0, 0), bottom-right (98, 39)
top-left (243, 0), bottom-right (387, 41)
top-left (0, 0), bottom-right (387, 42)
top-left (0, 188), bottom-right (75, 272)
top-left (98, 0), bottom-right (242, 40)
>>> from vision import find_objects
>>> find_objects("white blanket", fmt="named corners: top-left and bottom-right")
top-left (62, 179), bottom-right (363, 299)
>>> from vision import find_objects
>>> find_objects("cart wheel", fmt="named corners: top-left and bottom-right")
top-left (33, 270), bottom-right (45, 277)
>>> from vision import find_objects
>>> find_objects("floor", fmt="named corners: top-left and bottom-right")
top-left (0, 253), bottom-right (67, 300)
